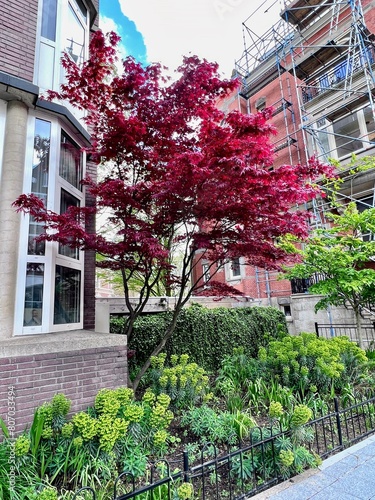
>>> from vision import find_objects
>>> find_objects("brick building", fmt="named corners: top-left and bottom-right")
top-left (192, 0), bottom-right (375, 332)
top-left (0, 0), bottom-right (127, 432)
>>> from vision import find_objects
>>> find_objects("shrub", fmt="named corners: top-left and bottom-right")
top-left (112, 304), bottom-right (288, 372)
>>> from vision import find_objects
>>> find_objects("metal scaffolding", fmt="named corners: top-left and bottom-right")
top-left (235, 0), bottom-right (375, 302)
top-left (236, 0), bottom-right (375, 215)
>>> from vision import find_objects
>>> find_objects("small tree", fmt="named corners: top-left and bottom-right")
top-left (14, 31), bottom-right (334, 390)
top-left (283, 202), bottom-right (375, 347)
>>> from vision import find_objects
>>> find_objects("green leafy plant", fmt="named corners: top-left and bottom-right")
top-left (180, 405), bottom-right (255, 445)
top-left (258, 333), bottom-right (369, 396)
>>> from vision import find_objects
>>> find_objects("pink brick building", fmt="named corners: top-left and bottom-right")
top-left (193, 0), bottom-right (375, 329)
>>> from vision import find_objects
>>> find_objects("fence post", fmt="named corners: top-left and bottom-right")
top-left (315, 322), bottom-right (319, 337)
top-left (183, 450), bottom-right (189, 483)
top-left (334, 397), bottom-right (343, 448)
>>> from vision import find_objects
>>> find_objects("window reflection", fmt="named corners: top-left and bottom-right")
top-left (28, 119), bottom-right (51, 255)
top-left (41, 0), bottom-right (57, 42)
top-left (231, 258), bottom-right (241, 277)
top-left (60, 131), bottom-right (82, 190)
top-left (24, 263), bottom-right (44, 326)
top-left (63, 4), bottom-right (85, 65)
top-left (59, 189), bottom-right (80, 259)
top-left (54, 265), bottom-right (81, 324)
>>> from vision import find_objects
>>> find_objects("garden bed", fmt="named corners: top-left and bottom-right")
top-left (2, 332), bottom-right (375, 500)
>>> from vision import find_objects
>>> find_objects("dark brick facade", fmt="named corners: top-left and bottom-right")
top-left (0, 0), bottom-right (38, 81)
top-left (0, 345), bottom-right (127, 434)
top-left (83, 158), bottom-right (98, 330)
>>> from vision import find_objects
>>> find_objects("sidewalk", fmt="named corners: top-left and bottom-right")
top-left (252, 435), bottom-right (375, 499)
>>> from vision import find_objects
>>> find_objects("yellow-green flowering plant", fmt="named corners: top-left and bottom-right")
top-left (259, 332), bottom-right (369, 397)
top-left (148, 353), bottom-right (214, 411)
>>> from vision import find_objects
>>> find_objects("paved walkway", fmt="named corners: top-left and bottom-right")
top-left (252, 435), bottom-right (375, 499)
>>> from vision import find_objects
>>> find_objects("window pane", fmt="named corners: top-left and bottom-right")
top-left (54, 266), bottom-right (81, 324)
top-left (62, 4), bottom-right (85, 65)
top-left (202, 263), bottom-right (210, 283)
top-left (60, 131), bottom-right (82, 189)
top-left (24, 263), bottom-right (44, 326)
top-left (59, 189), bottom-right (79, 259)
top-left (333, 114), bottom-right (363, 157)
top-left (41, 0), bottom-right (57, 41)
top-left (231, 258), bottom-right (241, 277)
top-left (313, 120), bottom-right (331, 159)
top-left (28, 119), bottom-right (51, 255)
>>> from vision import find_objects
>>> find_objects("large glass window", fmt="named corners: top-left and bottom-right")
top-left (37, 0), bottom-right (88, 92)
top-left (60, 131), bottom-right (82, 189)
top-left (28, 119), bottom-right (51, 255)
top-left (59, 189), bottom-right (80, 259)
top-left (23, 263), bottom-right (44, 326)
top-left (17, 116), bottom-right (85, 334)
top-left (313, 118), bottom-right (331, 160)
top-left (54, 265), bottom-right (81, 324)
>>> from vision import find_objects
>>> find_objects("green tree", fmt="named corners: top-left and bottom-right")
top-left (283, 202), bottom-right (375, 347)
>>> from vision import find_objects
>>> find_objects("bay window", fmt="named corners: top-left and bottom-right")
top-left (18, 114), bottom-right (85, 334)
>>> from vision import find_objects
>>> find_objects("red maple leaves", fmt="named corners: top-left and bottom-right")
top-left (15, 30), bottom-right (335, 297)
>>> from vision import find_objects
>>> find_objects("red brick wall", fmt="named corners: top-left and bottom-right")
top-left (0, 0), bottom-right (38, 81)
top-left (0, 346), bottom-right (127, 435)
top-left (248, 74), bottom-right (307, 169)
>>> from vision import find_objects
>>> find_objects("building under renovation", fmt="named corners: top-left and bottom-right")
top-left (193, 0), bottom-right (375, 333)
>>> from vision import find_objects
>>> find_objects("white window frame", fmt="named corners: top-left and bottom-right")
top-left (226, 257), bottom-right (243, 281)
top-left (14, 111), bottom-right (85, 335)
top-left (201, 262), bottom-right (211, 289)
top-left (34, 0), bottom-right (89, 94)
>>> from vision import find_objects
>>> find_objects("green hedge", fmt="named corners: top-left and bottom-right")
top-left (111, 304), bottom-right (288, 371)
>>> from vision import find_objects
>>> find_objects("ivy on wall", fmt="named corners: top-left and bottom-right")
top-left (111, 304), bottom-right (288, 371)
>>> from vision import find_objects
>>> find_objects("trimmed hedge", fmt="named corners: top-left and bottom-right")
top-left (111, 304), bottom-right (288, 371)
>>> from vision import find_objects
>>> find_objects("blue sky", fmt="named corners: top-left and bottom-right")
top-left (99, 1), bottom-right (147, 65)
top-left (99, 0), bottom-right (282, 78)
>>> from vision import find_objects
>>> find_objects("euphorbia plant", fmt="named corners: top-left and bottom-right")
top-left (14, 30), bottom-right (335, 391)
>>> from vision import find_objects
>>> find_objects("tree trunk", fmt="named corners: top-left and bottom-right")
top-left (131, 304), bottom-right (183, 393)
top-left (354, 306), bottom-right (363, 349)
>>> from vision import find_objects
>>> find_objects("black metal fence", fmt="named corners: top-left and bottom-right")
top-left (290, 274), bottom-right (326, 294)
top-left (72, 395), bottom-right (375, 500)
top-left (315, 322), bottom-right (375, 347)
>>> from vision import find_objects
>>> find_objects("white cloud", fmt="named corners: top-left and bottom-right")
top-left (117, 0), bottom-right (283, 77)
top-left (99, 14), bottom-right (128, 59)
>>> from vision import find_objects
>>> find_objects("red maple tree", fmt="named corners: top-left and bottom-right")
top-left (14, 31), bottom-right (335, 389)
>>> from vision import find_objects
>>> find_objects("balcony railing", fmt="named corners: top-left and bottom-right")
top-left (301, 47), bottom-right (375, 104)
top-left (290, 273), bottom-right (326, 294)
